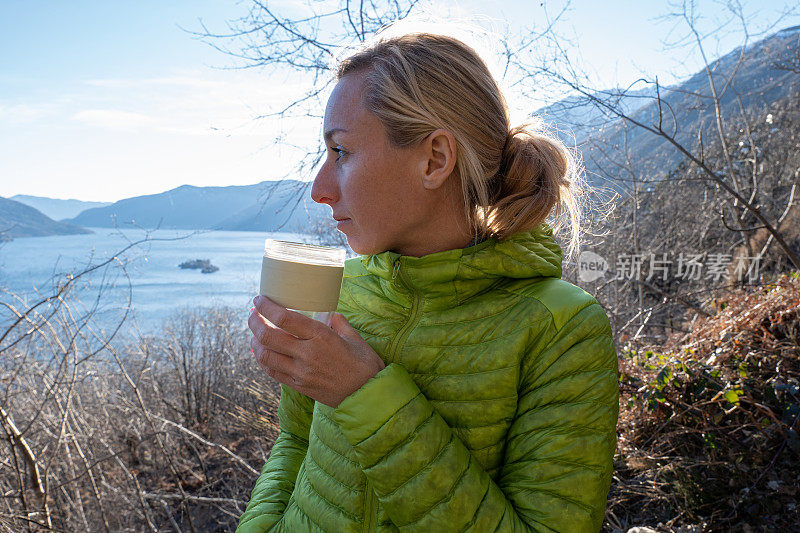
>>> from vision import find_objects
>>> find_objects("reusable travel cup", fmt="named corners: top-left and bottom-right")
top-left (259, 239), bottom-right (346, 326)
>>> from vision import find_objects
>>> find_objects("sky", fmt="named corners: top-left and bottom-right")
top-left (1, 0), bottom-right (798, 202)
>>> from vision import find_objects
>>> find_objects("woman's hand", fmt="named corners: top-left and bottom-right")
top-left (249, 295), bottom-right (385, 408)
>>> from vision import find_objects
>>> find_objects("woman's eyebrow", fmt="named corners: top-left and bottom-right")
top-left (324, 128), bottom-right (348, 143)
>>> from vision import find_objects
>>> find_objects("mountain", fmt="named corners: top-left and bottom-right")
top-left (536, 26), bottom-right (800, 192)
top-left (536, 85), bottom-right (657, 144)
top-left (0, 197), bottom-right (92, 239)
top-left (64, 180), bottom-right (328, 232)
top-left (9, 195), bottom-right (111, 221)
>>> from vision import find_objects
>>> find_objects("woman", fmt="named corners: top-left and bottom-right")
top-left (239, 32), bottom-right (619, 533)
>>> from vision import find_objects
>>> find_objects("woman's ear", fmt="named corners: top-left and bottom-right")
top-left (419, 129), bottom-right (457, 190)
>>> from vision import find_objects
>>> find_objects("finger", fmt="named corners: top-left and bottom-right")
top-left (328, 313), bottom-right (363, 342)
top-left (253, 295), bottom-right (322, 339)
top-left (251, 335), bottom-right (298, 376)
top-left (249, 308), bottom-right (303, 356)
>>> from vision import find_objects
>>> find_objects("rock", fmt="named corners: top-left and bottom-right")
top-left (627, 528), bottom-right (659, 533)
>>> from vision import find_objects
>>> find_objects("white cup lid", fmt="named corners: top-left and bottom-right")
top-left (264, 239), bottom-right (346, 267)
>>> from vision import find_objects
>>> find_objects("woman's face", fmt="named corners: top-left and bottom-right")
top-left (311, 72), bottom-right (443, 256)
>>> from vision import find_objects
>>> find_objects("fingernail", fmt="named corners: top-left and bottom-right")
top-left (253, 295), bottom-right (261, 305)
top-left (249, 307), bottom-right (255, 316)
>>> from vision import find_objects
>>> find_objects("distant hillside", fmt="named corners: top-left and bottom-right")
top-left (536, 27), bottom-right (800, 192)
top-left (10, 195), bottom-right (111, 221)
top-left (536, 85), bottom-right (657, 144)
top-left (65, 180), bottom-right (328, 232)
top-left (0, 197), bottom-right (92, 239)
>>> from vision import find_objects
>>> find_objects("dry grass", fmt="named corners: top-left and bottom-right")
top-left (0, 302), bottom-right (279, 532)
top-left (605, 272), bottom-right (800, 532)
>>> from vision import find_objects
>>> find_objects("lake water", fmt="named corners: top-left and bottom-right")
top-left (0, 228), bottom-right (334, 334)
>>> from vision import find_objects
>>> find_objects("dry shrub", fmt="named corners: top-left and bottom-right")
top-left (606, 272), bottom-right (800, 532)
top-left (0, 304), bottom-right (278, 532)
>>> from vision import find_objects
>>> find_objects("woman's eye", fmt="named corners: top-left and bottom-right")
top-left (333, 146), bottom-right (347, 162)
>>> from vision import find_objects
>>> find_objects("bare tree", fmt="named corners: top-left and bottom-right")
top-left (184, 1), bottom-right (424, 234)
top-left (490, 1), bottom-right (800, 350)
top-left (519, 0), bottom-right (800, 273)
top-left (0, 229), bottom-right (279, 531)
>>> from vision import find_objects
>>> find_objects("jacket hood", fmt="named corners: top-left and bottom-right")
top-left (355, 222), bottom-right (563, 310)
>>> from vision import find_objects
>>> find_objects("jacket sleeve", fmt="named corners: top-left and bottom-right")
top-left (331, 302), bottom-right (619, 532)
top-left (236, 384), bottom-right (315, 533)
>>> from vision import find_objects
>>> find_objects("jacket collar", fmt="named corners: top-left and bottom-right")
top-left (358, 222), bottom-right (563, 310)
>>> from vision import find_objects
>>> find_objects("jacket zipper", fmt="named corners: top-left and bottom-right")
top-left (385, 258), bottom-right (422, 364)
top-left (363, 478), bottom-right (377, 532)
top-left (360, 260), bottom-right (420, 531)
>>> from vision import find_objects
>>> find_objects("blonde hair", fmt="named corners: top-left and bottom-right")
top-left (336, 32), bottom-right (585, 259)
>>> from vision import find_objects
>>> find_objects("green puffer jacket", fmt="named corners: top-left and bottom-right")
top-left (237, 222), bottom-right (619, 532)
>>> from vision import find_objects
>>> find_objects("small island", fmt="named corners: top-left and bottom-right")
top-left (178, 259), bottom-right (219, 274)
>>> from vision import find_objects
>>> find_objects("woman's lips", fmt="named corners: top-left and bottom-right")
top-left (335, 218), bottom-right (351, 229)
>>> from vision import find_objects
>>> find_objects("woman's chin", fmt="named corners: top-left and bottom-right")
top-left (345, 235), bottom-right (384, 256)
top-left (347, 239), bottom-right (371, 256)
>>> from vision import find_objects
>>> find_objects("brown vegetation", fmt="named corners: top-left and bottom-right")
top-left (1, 302), bottom-right (279, 532)
top-left (607, 272), bottom-right (800, 532)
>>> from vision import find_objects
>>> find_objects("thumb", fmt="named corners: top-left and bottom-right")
top-left (328, 312), bottom-right (362, 341)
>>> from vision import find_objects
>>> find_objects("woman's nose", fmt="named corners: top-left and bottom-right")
top-left (311, 164), bottom-right (338, 206)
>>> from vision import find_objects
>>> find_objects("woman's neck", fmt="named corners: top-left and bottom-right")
top-left (390, 228), bottom-right (475, 257)
top-left (389, 181), bottom-right (477, 257)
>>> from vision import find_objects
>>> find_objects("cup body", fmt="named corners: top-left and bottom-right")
top-left (259, 240), bottom-right (346, 324)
